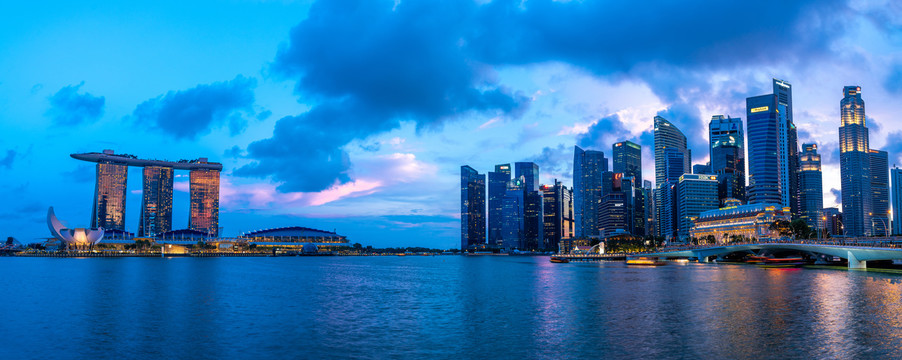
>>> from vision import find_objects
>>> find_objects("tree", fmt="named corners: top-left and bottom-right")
top-left (790, 219), bottom-right (812, 239)
top-left (769, 220), bottom-right (793, 237)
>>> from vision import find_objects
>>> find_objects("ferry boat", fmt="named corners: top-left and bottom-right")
top-left (625, 257), bottom-right (666, 266)
top-left (549, 256), bottom-right (569, 263)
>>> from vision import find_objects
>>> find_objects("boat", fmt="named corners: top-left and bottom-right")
top-left (625, 257), bottom-right (666, 266)
top-left (748, 255), bottom-right (806, 268)
top-left (549, 256), bottom-right (569, 263)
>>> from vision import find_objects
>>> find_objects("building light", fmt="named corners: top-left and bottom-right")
top-left (750, 106), bottom-right (769, 113)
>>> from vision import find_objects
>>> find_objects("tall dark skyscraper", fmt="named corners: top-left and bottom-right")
top-left (139, 166), bottom-right (174, 237)
top-left (870, 149), bottom-right (890, 236)
top-left (892, 167), bottom-right (902, 235)
top-left (708, 115), bottom-right (743, 167)
top-left (515, 162), bottom-right (539, 192)
top-left (711, 135), bottom-right (745, 204)
top-left (799, 144), bottom-right (823, 230)
top-left (747, 79), bottom-right (799, 214)
top-left (91, 153), bottom-right (129, 231)
top-left (487, 164), bottom-right (511, 246)
top-left (515, 162), bottom-right (542, 250)
top-left (460, 165), bottom-right (486, 250)
top-left (573, 146), bottom-right (607, 238)
top-left (502, 176), bottom-right (525, 250)
top-left (542, 180), bottom-right (573, 251)
top-left (613, 140), bottom-right (642, 184)
top-left (774, 79), bottom-right (801, 219)
top-left (839, 86), bottom-right (872, 236)
top-left (746, 94), bottom-right (783, 205)
top-left (676, 174), bottom-right (719, 241)
top-left (654, 116), bottom-right (690, 237)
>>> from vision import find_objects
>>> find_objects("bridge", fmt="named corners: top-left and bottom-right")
top-left (640, 240), bottom-right (902, 269)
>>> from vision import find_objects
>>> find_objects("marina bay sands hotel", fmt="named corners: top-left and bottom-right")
top-left (71, 150), bottom-right (222, 237)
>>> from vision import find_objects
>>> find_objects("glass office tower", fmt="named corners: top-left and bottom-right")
top-left (708, 115), bottom-right (743, 167)
top-left (677, 174), bottom-right (719, 241)
top-left (460, 166), bottom-right (486, 250)
top-left (654, 116), bottom-right (690, 237)
top-left (542, 180), bottom-right (573, 251)
top-left (839, 86), bottom-right (872, 236)
top-left (613, 140), bottom-right (642, 184)
top-left (91, 157), bottom-right (129, 231)
top-left (870, 149), bottom-right (889, 236)
top-left (711, 136), bottom-right (745, 204)
top-left (746, 94), bottom-right (783, 205)
top-left (799, 144), bottom-right (823, 230)
top-left (573, 146), bottom-right (608, 238)
top-left (487, 164), bottom-right (511, 246)
top-left (190, 167), bottom-right (221, 237)
top-left (501, 176), bottom-right (525, 250)
top-left (139, 166), bottom-right (174, 237)
top-left (892, 167), bottom-right (902, 235)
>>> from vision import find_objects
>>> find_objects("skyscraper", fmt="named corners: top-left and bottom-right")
top-left (746, 94), bottom-right (783, 205)
top-left (487, 164), bottom-right (511, 246)
top-left (91, 153), bottom-right (128, 231)
top-left (677, 174), bottom-right (719, 241)
top-left (747, 79), bottom-right (799, 214)
top-left (189, 166), bottom-right (221, 237)
top-left (774, 79), bottom-right (801, 219)
top-left (613, 140), bottom-right (642, 184)
top-left (573, 146), bottom-right (608, 238)
top-left (799, 144), bottom-right (823, 230)
top-left (139, 166), bottom-right (174, 237)
top-left (654, 116), bottom-right (691, 186)
top-left (709, 115), bottom-right (743, 167)
top-left (542, 180), bottom-right (573, 251)
top-left (502, 176), bottom-right (525, 250)
top-left (658, 148), bottom-right (686, 240)
top-left (460, 165), bottom-right (486, 250)
top-left (514, 162), bottom-right (540, 192)
top-left (644, 180), bottom-right (654, 237)
top-left (892, 167), bottom-right (902, 235)
top-left (839, 86), bottom-right (872, 236)
top-left (870, 149), bottom-right (889, 236)
top-left (654, 116), bottom-right (690, 237)
top-left (711, 136), bottom-right (745, 204)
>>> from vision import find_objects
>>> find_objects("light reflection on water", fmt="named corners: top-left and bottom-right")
top-left (2, 257), bottom-right (901, 359)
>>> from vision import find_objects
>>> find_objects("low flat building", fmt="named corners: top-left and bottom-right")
top-left (690, 203), bottom-right (790, 242)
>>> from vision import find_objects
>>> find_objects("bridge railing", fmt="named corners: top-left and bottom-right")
top-left (635, 237), bottom-right (902, 255)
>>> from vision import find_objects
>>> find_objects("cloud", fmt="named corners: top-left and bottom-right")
top-left (59, 164), bottom-right (94, 182)
top-left (830, 188), bottom-right (842, 205)
top-left (0, 150), bottom-right (14, 169)
top-left (132, 75), bottom-right (257, 139)
top-left (528, 144), bottom-right (572, 181)
top-left (577, 114), bottom-right (631, 150)
top-left (46, 82), bottom-right (105, 125)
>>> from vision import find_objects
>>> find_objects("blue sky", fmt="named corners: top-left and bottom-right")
top-left (3, 0), bottom-right (902, 249)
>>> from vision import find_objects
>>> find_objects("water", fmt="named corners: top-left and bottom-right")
top-left (2, 256), bottom-right (902, 359)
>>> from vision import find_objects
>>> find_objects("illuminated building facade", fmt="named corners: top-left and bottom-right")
top-left (91, 153), bottom-right (128, 231)
top-left (822, 207), bottom-right (842, 236)
top-left (516, 162), bottom-right (542, 251)
top-left (139, 166), bottom-right (173, 237)
top-left (487, 164), bottom-right (511, 246)
top-left (870, 149), bottom-right (890, 236)
top-left (690, 204), bottom-right (791, 241)
top-left (658, 148), bottom-right (685, 240)
top-left (240, 226), bottom-right (349, 251)
top-left (573, 146), bottom-right (608, 238)
top-left (613, 140), bottom-right (642, 184)
top-left (798, 144), bottom-right (823, 229)
top-left (542, 180), bottom-right (573, 251)
top-left (460, 165), bottom-right (486, 250)
top-left (712, 136), bottom-right (745, 204)
top-left (746, 79), bottom-right (799, 214)
top-left (654, 116), bottom-right (690, 237)
top-left (501, 176), bottom-right (525, 250)
top-left (892, 167), bottom-right (902, 235)
top-left (839, 86), bottom-right (872, 236)
top-left (677, 174), bottom-right (719, 241)
top-left (708, 115), bottom-right (743, 169)
top-left (189, 166), bottom-right (221, 237)
top-left (73, 150), bottom-right (223, 236)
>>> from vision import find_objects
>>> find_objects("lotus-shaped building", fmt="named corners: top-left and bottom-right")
top-left (47, 207), bottom-right (104, 250)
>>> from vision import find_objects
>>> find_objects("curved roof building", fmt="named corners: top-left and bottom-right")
top-left (47, 207), bottom-right (104, 250)
top-left (240, 226), bottom-right (348, 247)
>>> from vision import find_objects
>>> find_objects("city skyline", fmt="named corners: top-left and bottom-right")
top-left (4, 1), bottom-right (902, 249)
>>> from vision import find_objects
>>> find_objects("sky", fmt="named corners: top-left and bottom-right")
top-left (3, 0), bottom-right (902, 249)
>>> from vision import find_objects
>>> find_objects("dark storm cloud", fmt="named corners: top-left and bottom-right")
top-left (0, 150), bottom-right (15, 169)
top-left (244, 0), bottom-right (847, 193)
top-left (830, 188), bottom-right (842, 205)
top-left (528, 144), bottom-right (572, 180)
top-left (133, 75), bottom-right (256, 139)
top-left (46, 82), bottom-right (105, 125)
top-left (577, 114), bottom-right (631, 150)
